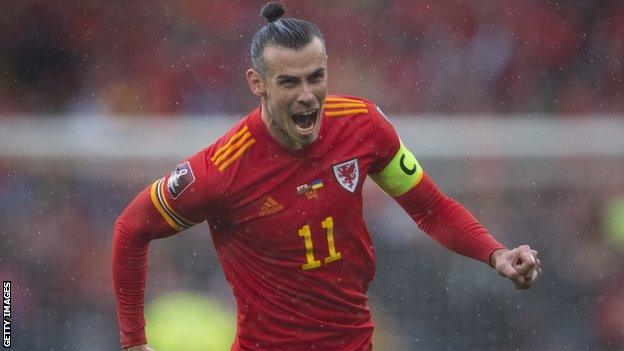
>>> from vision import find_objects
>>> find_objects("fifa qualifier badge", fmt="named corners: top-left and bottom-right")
top-left (2, 281), bottom-right (10, 348)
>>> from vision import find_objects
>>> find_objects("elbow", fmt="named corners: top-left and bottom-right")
top-left (113, 210), bottom-right (130, 241)
top-left (113, 208), bottom-right (150, 247)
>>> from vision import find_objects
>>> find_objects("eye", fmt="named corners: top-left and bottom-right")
top-left (309, 72), bottom-right (324, 83)
top-left (278, 78), bottom-right (298, 87)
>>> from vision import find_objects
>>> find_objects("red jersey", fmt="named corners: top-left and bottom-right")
top-left (113, 95), bottom-right (505, 350)
top-left (158, 96), bottom-right (396, 350)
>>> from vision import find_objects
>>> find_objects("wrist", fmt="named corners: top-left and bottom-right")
top-left (489, 248), bottom-right (508, 268)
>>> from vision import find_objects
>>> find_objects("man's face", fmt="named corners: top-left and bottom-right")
top-left (255, 37), bottom-right (327, 149)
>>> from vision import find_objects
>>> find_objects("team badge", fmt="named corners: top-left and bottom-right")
top-left (333, 159), bottom-right (359, 193)
top-left (167, 161), bottom-right (195, 199)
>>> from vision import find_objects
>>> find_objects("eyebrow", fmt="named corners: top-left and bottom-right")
top-left (276, 67), bottom-right (325, 81)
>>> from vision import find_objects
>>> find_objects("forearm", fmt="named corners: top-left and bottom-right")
top-left (112, 217), bottom-right (150, 348)
top-left (112, 188), bottom-right (178, 348)
top-left (394, 173), bottom-right (506, 264)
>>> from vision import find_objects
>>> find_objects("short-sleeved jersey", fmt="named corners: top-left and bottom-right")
top-left (150, 95), bottom-right (400, 350)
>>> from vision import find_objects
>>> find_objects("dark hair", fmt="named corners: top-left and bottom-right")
top-left (250, 2), bottom-right (325, 74)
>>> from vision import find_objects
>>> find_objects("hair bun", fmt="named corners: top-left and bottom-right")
top-left (261, 2), bottom-right (285, 23)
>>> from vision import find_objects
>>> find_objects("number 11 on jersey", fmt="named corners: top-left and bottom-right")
top-left (298, 216), bottom-right (342, 270)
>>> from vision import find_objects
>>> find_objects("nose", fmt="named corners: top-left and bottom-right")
top-left (297, 83), bottom-right (315, 105)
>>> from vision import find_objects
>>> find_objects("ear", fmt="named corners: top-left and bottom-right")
top-left (246, 69), bottom-right (265, 97)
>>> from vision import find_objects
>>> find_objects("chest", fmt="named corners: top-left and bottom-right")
top-left (216, 124), bottom-right (379, 226)
top-left (236, 154), bottom-right (372, 219)
top-left (210, 134), bottom-right (379, 270)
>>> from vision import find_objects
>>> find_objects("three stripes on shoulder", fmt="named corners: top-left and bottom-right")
top-left (211, 125), bottom-right (256, 172)
top-left (324, 97), bottom-right (368, 117)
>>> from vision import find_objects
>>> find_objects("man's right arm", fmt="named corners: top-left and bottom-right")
top-left (112, 152), bottom-right (216, 349)
top-left (112, 185), bottom-right (180, 349)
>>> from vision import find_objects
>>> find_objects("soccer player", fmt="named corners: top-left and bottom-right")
top-left (112, 2), bottom-right (542, 350)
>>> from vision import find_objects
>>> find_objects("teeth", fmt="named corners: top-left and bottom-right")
top-left (292, 110), bottom-right (316, 128)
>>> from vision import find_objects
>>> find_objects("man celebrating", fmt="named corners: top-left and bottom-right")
top-left (112, 2), bottom-right (541, 350)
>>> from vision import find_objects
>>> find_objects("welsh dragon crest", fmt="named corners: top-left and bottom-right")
top-left (333, 158), bottom-right (359, 193)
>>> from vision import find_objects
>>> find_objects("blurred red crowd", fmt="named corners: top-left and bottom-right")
top-left (1, 0), bottom-right (623, 116)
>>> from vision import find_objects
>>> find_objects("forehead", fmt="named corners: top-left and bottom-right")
top-left (262, 37), bottom-right (326, 77)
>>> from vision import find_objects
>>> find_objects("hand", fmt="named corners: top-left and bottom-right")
top-left (125, 345), bottom-right (156, 351)
top-left (490, 245), bottom-right (542, 290)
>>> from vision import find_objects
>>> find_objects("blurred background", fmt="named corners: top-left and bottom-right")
top-left (1, 0), bottom-right (624, 350)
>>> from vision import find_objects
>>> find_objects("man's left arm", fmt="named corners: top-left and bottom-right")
top-left (373, 155), bottom-right (541, 289)
top-left (366, 104), bottom-right (541, 289)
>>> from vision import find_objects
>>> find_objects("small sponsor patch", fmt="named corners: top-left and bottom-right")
top-left (297, 184), bottom-right (310, 195)
top-left (333, 159), bottom-right (359, 193)
top-left (167, 161), bottom-right (195, 199)
top-left (310, 179), bottom-right (323, 189)
top-left (297, 179), bottom-right (324, 196)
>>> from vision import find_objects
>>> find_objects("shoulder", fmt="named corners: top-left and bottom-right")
top-left (172, 116), bottom-right (255, 194)
top-left (324, 94), bottom-right (382, 117)
top-left (324, 94), bottom-right (370, 117)
top-left (206, 117), bottom-right (256, 173)
top-left (324, 95), bottom-right (400, 172)
top-left (323, 94), bottom-right (391, 130)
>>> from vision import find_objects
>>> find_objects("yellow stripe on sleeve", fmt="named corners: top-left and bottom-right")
top-left (218, 139), bottom-right (256, 171)
top-left (212, 131), bottom-right (253, 166)
top-left (210, 126), bottom-right (249, 162)
top-left (325, 97), bottom-right (365, 103)
top-left (323, 102), bottom-right (367, 109)
top-left (150, 179), bottom-right (183, 231)
top-left (157, 179), bottom-right (196, 228)
top-left (325, 109), bottom-right (369, 117)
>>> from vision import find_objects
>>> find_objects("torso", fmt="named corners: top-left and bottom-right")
top-left (203, 96), bottom-right (391, 350)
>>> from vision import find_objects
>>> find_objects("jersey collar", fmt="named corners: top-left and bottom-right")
top-left (246, 105), bottom-right (328, 159)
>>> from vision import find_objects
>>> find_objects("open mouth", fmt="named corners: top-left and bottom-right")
top-left (291, 109), bottom-right (319, 135)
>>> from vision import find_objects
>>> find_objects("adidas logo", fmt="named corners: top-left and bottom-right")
top-left (258, 196), bottom-right (284, 216)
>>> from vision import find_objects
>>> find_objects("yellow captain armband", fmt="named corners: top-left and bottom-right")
top-left (370, 141), bottom-right (424, 197)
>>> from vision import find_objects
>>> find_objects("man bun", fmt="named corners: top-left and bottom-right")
top-left (251, 2), bottom-right (324, 73)
top-left (261, 2), bottom-right (285, 23)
